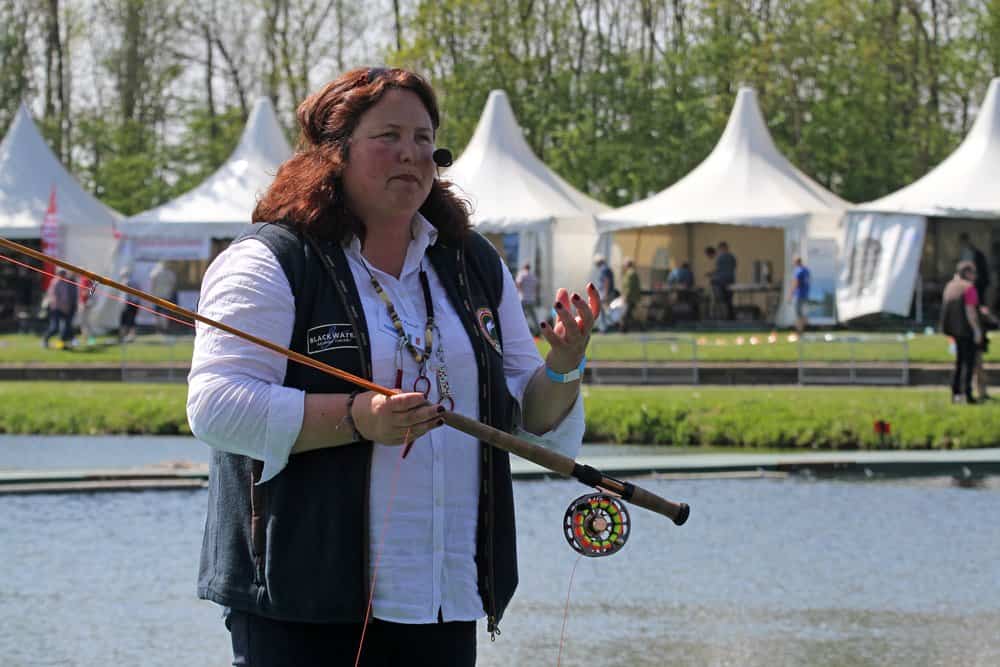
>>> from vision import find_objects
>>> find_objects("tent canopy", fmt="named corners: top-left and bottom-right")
top-left (837, 79), bottom-right (1000, 321)
top-left (124, 97), bottom-right (292, 239)
top-left (444, 90), bottom-right (608, 231)
top-left (0, 102), bottom-right (122, 240)
top-left (444, 89), bottom-right (607, 300)
top-left (857, 77), bottom-right (1000, 219)
top-left (597, 87), bottom-right (848, 233)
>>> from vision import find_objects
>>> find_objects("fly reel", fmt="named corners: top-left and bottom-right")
top-left (563, 493), bottom-right (630, 557)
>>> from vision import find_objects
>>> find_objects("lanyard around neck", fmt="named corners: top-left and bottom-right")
top-left (359, 255), bottom-right (435, 364)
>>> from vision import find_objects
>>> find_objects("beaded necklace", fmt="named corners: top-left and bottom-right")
top-left (360, 256), bottom-right (447, 400)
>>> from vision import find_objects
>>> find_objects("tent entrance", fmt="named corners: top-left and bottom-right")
top-left (917, 218), bottom-right (1000, 322)
top-left (609, 223), bottom-right (786, 327)
top-left (0, 238), bottom-right (44, 332)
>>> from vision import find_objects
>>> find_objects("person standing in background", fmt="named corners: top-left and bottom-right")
top-left (787, 256), bottom-right (810, 334)
top-left (667, 261), bottom-right (694, 289)
top-left (118, 269), bottom-right (141, 343)
top-left (973, 305), bottom-right (996, 402)
top-left (940, 260), bottom-right (982, 404)
top-left (593, 254), bottom-right (616, 333)
top-left (712, 242), bottom-right (737, 320)
top-left (41, 269), bottom-right (77, 348)
top-left (622, 258), bottom-right (641, 332)
top-left (515, 262), bottom-right (540, 335)
top-left (149, 261), bottom-right (178, 333)
top-left (77, 276), bottom-right (97, 346)
top-left (959, 233), bottom-right (990, 304)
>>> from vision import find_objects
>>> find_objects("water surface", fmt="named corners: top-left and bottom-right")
top-left (1, 437), bottom-right (998, 666)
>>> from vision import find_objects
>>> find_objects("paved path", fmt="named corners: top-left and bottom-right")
top-left (3, 448), bottom-right (998, 494)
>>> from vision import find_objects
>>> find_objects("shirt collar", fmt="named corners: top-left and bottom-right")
top-left (346, 213), bottom-right (439, 279)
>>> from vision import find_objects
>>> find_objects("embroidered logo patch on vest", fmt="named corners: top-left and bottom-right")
top-left (476, 307), bottom-right (502, 355)
top-left (307, 323), bottom-right (357, 355)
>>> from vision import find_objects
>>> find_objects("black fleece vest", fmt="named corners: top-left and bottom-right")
top-left (197, 222), bottom-right (518, 631)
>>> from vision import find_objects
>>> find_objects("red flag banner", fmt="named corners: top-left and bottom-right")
top-left (40, 186), bottom-right (59, 289)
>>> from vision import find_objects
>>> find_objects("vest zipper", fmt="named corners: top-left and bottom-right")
top-left (458, 248), bottom-right (500, 639)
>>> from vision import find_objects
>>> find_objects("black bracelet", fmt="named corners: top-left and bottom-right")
top-left (344, 390), bottom-right (370, 444)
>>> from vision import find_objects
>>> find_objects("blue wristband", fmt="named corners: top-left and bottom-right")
top-left (545, 357), bottom-right (586, 383)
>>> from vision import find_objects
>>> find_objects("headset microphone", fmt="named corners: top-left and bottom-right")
top-left (432, 148), bottom-right (453, 168)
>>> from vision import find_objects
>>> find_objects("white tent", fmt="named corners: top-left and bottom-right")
top-left (0, 102), bottom-right (120, 262)
top-left (597, 87), bottom-right (849, 326)
top-left (104, 97), bottom-right (291, 331)
top-left (838, 78), bottom-right (1000, 321)
top-left (123, 96), bottom-right (292, 249)
top-left (444, 90), bottom-right (608, 307)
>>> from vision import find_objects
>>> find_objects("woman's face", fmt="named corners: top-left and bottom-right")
top-left (341, 88), bottom-right (436, 227)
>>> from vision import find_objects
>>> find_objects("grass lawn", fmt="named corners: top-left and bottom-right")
top-left (544, 330), bottom-right (992, 364)
top-left (0, 330), bottom-right (983, 365)
top-left (582, 386), bottom-right (1000, 449)
top-left (0, 333), bottom-right (194, 364)
top-left (2, 382), bottom-right (997, 450)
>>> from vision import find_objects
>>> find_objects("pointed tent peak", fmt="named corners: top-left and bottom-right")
top-left (125, 97), bottom-right (293, 232)
top-left (858, 78), bottom-right (1000, 217)
top-left (460, 89), bottom-right (538, 164)
top-left (445, 88), bottom-right (608, 222)
top-left (715, 86), bottom-right (783, 163)
top-left (961, 77), bottom-right (1000, 150)
top-left (1, 96), bottom-right (121, 241)
top-left (1, 102), bottom-right (40, 152)
top-left (598, 85), bottom-right (848, 232)
top-left (15, 100), bottom-right (33, 123)
top-left (231, 96), bottom-right (292, 166)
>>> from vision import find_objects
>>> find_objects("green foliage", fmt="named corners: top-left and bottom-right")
top-left (2, 381), bottom-right (995, 449)
top-left (0, 0), bottom-right (33, 134)
top-left (396, 0), bottom-right (1000, 206)
top-left (583, 386), bottom-right (1000, 449)
top-left (3, 1), bottom-right (999, 218)
top-left (0, 333), bottom-right (194, 364)
top-left (73, 106), bottom-right (247, 216)
top-left (0, 381), bottom-right (191, 435)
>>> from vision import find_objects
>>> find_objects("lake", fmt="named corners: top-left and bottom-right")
top-left (1, 436), bottom-right (998, 666)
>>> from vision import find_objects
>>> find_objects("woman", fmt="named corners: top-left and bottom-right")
top-left (187, 67), bottom-right (599, 666)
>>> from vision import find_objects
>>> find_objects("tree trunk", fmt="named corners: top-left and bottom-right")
top-left (44, 0), bottom-right (65, 159)
top-left (393, 0), bottom-right (402, 52)
top-left (204, 23), bottom-right (218, 138)
top-left (121, 1), bottom-right (142, 124)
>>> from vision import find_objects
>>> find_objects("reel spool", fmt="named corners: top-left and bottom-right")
top-left (563, 493), bottom-right (630, 557)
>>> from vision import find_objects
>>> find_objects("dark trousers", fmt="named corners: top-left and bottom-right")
top-left (952, 335), bottom-right (976, 399)
top-left (711, 283), bottom-right (734, 319)
top-left (42, 311), bottom-right (74, 344)
top-left (227, 609), bottom-right (477, 667)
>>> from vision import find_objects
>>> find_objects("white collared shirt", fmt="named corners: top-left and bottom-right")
top-left (187, 215), bottom-right (584, 624)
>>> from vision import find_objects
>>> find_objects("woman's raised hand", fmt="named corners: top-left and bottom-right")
top-left (352, 391), bottom-right (444, 445)
top-left (539, 283), bottom-right (600, 374)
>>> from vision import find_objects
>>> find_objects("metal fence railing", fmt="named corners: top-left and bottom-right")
top-left (587, 334), bottom-right (699, 385)
top-left (796, 333), bottom-right (910, 385)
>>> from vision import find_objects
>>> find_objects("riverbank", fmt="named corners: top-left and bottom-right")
top-left (4, 382), bottom-right (999, 449)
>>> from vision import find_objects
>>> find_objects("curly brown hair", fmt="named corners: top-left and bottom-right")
top-left (253, 67), bottom-right (470, 244)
